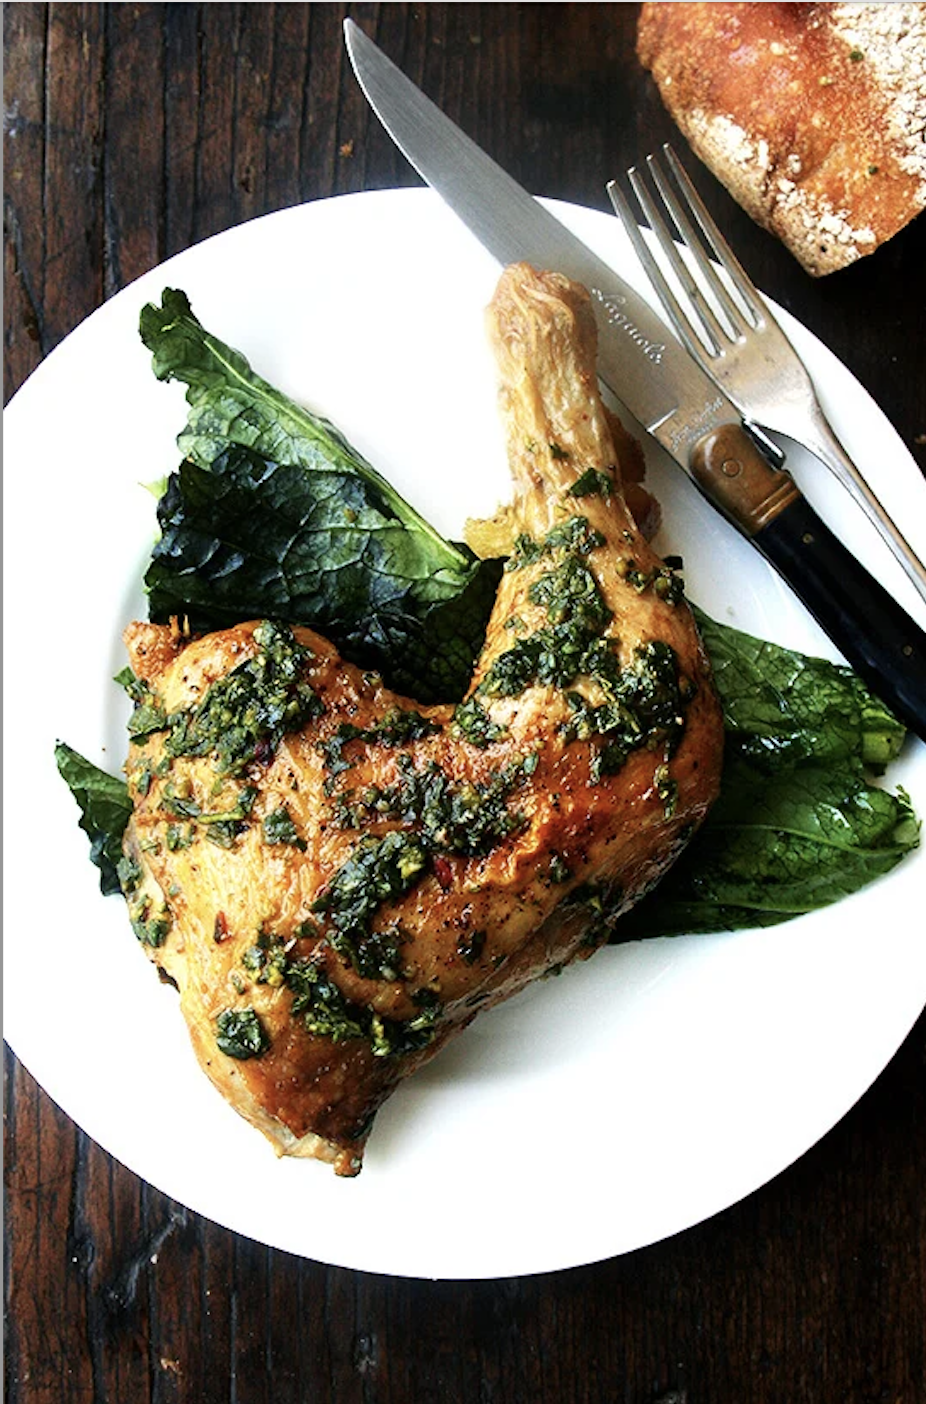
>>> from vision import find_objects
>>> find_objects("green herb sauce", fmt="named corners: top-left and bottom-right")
top-left (451, 695), bottom-right (506, 747)
top-left (242, 936), bottom-right (441, 1057)
top-left (504, 514), bottom-right (606, 573)
top-left (566, 467), bottom-right (614, 500)
top-left (125, 621), bottom-right (322, 777)
top-left (310, 831), bottom-right (428, 981)
top-left (315, 748), bottom-right (537, 981)
top-left (129, 896), bottom-right (171, 947)
top-left (159, 781), bottom-right (258, 848)
top-left (616, 556), bottom-right (685, 604)
top-left (479, 516), bottom-right (690, 779)
top-left (319, 707), bottom-right (440, 788)
top-left (562, 640), bottom-right (690, 781)
top-left (215, 1007), bottom-right (270, 1059)
top-left (288, 957), bottom-right (440, 1057)
top-left (261, 804), bottom-right (306, 850)
top-left (333, 753), bottom-right (531, 855)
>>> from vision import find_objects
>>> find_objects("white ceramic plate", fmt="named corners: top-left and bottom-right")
top-left (5, 190), bottom-right (926, 1280)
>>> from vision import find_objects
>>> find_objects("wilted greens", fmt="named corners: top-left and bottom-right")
top-left (140, 289), bottom-right (501, 705)
top-left (57, 289), bottom-right (919, 928)
top-left (55, 742), bottom-right (134, 895)
top-left (614, 613), bottom-right (918, 939)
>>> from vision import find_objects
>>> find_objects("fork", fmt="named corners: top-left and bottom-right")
top-left (606, 145), bottom-right (926, 607)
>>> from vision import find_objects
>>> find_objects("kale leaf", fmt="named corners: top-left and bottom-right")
top-left (58, 294), bottom-right (919, 942)
top-left (139, 290), bottom-right (501, 704)
top-left (614, 756), bottom-right (917, 938)
top-left (693, 607), bottom-right (906, 773)
top-left (55, 742), bottom-right (132, 895)
top-left (613, 616), bottom-right (918, 941)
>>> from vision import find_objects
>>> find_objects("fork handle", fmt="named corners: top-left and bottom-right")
top-left (797, 402), bottom-right (926, 607)
top-left (691, 422), bottom-right (926, 743)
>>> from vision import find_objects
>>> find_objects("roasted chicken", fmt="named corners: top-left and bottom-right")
top-left (120, 265), bottom-right (724, 1175)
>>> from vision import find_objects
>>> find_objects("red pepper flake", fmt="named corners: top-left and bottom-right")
top-left (253, 737), bottom-right (275, 767)
top-left (433, 857), bottom-right (453, 891)
top-left (213, 912), bottom-right (229, 943)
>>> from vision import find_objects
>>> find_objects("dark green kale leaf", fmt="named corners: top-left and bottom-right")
top-left (145, 447), bottom-right (501, 704)
top-left (614, 756), bottom-right (918, 939)
top-left (141, 289), bottom-right (403, 499)
top-left (693, 607), bottom-right (905, 773)
top-left (140, 291), bottom-right (502, 703)
top-left (612, 614), bottom-right (919, 941)
top-left (55, 742), bottom-right (132, 894)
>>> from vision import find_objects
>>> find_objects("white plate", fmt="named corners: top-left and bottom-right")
top-left (5, 190), bottom-right (926, 1280)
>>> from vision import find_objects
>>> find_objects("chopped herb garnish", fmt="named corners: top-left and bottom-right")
top-left (215, 1007), bottom-right (271, 1059)
top-left (261, 804), bottom-right (306, 850)
top-left (198, 785), bottom-right (259, 848)
top-left (127, 695), bottom-right (169, 744)
top-left (319, 707), bottom-right (440, 786)
top-left (330, 753), bottom-right (531, 856)
top-left (616, 557), bottom-right (685, 603)
top-left (117, 852), bottom-right (143, 894)
top-left (505, 514), bottom-right (606, 572)
top-left (314, 748), bottom-right (537, 978)
top-left (285, 956), bottom-right (441, 1056)
top-left (311, 831), bottom-right (428, 980)
top-left (115, 666), bottom-right (152, 705)
top-left (567, 467), bottom-right (613, 499)
top-left (166, 823), bottom-right (195, 851)
top-left (563, 640), bottom-right (688, 780)
top-left (129, 897), bottom-right (171, 948)
top-left (241, 933), bottom-right (290, 986)
top-left (164, 621), bottom-right (323, 776)
top-left (451, 695), bottom-right (506, 747)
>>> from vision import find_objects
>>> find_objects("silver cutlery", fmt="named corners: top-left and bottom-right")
top-left (343, 18), bottom-right (926, 740)
top-left (606, 146), bottom-right (926, 606)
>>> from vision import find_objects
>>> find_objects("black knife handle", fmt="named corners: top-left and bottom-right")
top-left (690, 422), bottom-right (926, 743)
top-left (755, 497), bottom-right (926, 742)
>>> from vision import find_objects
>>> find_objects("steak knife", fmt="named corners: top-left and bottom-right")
top-left (343, 19), bottom-right (926, 744)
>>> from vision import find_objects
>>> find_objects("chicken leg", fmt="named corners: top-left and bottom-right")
top-left (120, 265), bottom-right (725, 1175)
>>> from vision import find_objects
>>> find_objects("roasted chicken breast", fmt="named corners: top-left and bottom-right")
top-left (120, 265), bottom-right (724, 1174)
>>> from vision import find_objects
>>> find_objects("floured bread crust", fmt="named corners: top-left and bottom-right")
top-left (637, 2), bottom-right (926, 275)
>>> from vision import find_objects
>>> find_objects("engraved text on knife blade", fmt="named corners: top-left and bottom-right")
top-left (590, 288), bottom-right (667, 364)
top-left (591, 287), bottom-right (726, 452)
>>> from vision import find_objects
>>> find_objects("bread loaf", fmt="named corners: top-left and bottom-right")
top-left (637, 2), bottom-right (926, 275)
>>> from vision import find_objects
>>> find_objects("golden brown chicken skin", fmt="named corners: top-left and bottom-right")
top-left (120, 265), bottom-right (724, 1175)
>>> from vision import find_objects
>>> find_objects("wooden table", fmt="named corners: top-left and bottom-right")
top-left (5, 5), bottom-right (925, 1400)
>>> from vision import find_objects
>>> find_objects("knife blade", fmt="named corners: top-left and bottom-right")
top-left (344, 19), bottom-right (926, 744)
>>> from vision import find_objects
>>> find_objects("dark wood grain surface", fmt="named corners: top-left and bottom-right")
top-left (5, 5), bottom-right (925, 1401)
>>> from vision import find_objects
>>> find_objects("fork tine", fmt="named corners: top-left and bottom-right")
top-left (627, 162), bottom-right (735, 353)
top-left (608, 161), bottom-right (747, 364)
top-left (605, 177), bottom-right (717, 362)
top-left (661, 144), bottom-right (766, 329)
top-left (644, 152), bottom-right (748, 340)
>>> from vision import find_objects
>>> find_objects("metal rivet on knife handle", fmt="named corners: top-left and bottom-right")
top-left (690, 423), bottom-right (802, 536)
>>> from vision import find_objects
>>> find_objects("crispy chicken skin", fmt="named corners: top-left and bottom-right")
top-left (121, 265), bottom-right (724, 1174)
